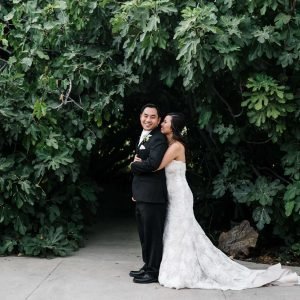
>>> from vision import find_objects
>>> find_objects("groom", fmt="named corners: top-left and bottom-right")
top-left (130, 103), bottom-right (168, 284)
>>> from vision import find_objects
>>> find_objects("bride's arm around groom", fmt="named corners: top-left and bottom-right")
top-left (130, 128), bottom-right (167, 174)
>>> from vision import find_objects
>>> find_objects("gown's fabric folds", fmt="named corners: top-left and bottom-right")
top-left (158, 160), bottom-right (299, 290)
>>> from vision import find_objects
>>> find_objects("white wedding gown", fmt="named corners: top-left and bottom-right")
top-left (158, 160), bottom-right (300, 290)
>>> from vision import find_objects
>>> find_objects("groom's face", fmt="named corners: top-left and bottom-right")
top-left (140, 107), bottom-right (160, 131)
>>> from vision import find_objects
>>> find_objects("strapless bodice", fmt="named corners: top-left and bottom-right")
top-left (165, 160), bottom-right (186, 179)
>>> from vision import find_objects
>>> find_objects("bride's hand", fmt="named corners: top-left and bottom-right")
top-left (133, 155), bottom-right (142, 162)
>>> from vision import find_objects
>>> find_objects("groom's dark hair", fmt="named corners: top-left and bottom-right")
top-left (140, 103), bottom-right (162, 117)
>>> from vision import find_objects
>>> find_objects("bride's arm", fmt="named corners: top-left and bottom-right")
top-left (156, 143), bottom-right (181, 170)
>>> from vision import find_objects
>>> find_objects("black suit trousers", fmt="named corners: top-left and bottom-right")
top-left (135, 202), bottom-right (166, 277)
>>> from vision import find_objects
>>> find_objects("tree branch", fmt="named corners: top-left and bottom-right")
top-left (212, 85), bottom-right (243, 119)
top-left (54, 79), bottom-right (85, 110)
top-left (250, 165), bottom-right (261, 177)
top-left (290, 0), bottom-right (297, 13)
top-left (0, 47), bottom-right (12, 55)
top-left (245, 137), bottom-right (272, 145)
top-left (258, 166), bottom-right (291, 184)
top-left (0, 63), bottom-right (7, 72)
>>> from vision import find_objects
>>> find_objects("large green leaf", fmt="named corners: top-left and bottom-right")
top-left (252, 207), bottom-right (272, 230)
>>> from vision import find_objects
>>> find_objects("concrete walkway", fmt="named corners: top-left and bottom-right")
top-left (1, 217), bottom-right (300, 300)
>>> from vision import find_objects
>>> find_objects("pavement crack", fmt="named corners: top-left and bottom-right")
top-left (221, 290), bottom-right (228, 300)
top-left (25, 260), bottom-right (63, 300)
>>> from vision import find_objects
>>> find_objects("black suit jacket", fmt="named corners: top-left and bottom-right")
top-left (131, 128), bottom-right (168, 203)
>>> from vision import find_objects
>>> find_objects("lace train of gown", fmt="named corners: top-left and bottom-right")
top-left (158, 160), bottom-right (300, 290)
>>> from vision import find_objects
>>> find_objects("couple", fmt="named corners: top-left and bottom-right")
top-left (130, 103), bottom-right (299, 290)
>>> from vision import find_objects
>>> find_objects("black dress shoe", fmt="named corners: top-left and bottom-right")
top-left (133, 273), bottom-right (158, 284)
top-left (129, 269), bottom-right (145, 278)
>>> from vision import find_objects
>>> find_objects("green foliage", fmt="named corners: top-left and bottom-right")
top-left (283, 181), bottom-right (300, 217)
top-left (21, 226), bottom-right (78, 257)
top-left (242, 74), bottom-right (295, 141)
top-left (1, 0), bottom-right (300, 255)
top-left (0, 0), bottom-right (121, 256)
top-left (281, 143), bottom-right (300, 180)
top-left (111, 0), bottom-right (177, 65)
top-left (291, 242), bottom-right (300, 257)
top-left (213, 124), bottom-right (235, 144)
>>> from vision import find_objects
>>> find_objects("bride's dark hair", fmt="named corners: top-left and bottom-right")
top-left (167, 112), bottom-right (186, 146)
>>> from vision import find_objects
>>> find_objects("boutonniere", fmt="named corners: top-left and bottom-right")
top-left (142, 134), bottom-right (152, 143)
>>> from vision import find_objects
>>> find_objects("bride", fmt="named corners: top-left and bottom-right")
top-left (155, 112), bottom-right (299, 290)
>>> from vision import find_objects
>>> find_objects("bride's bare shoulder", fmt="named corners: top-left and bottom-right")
top-left (172, 141), bottom-right (185, 149)
top-left (169, 141), bottom-right (185, 154)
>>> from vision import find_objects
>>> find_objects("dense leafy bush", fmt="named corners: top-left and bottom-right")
top-left (0, 0), bottom-right (127, 256)
top-left (1, 0), bottom-right (300, 256)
